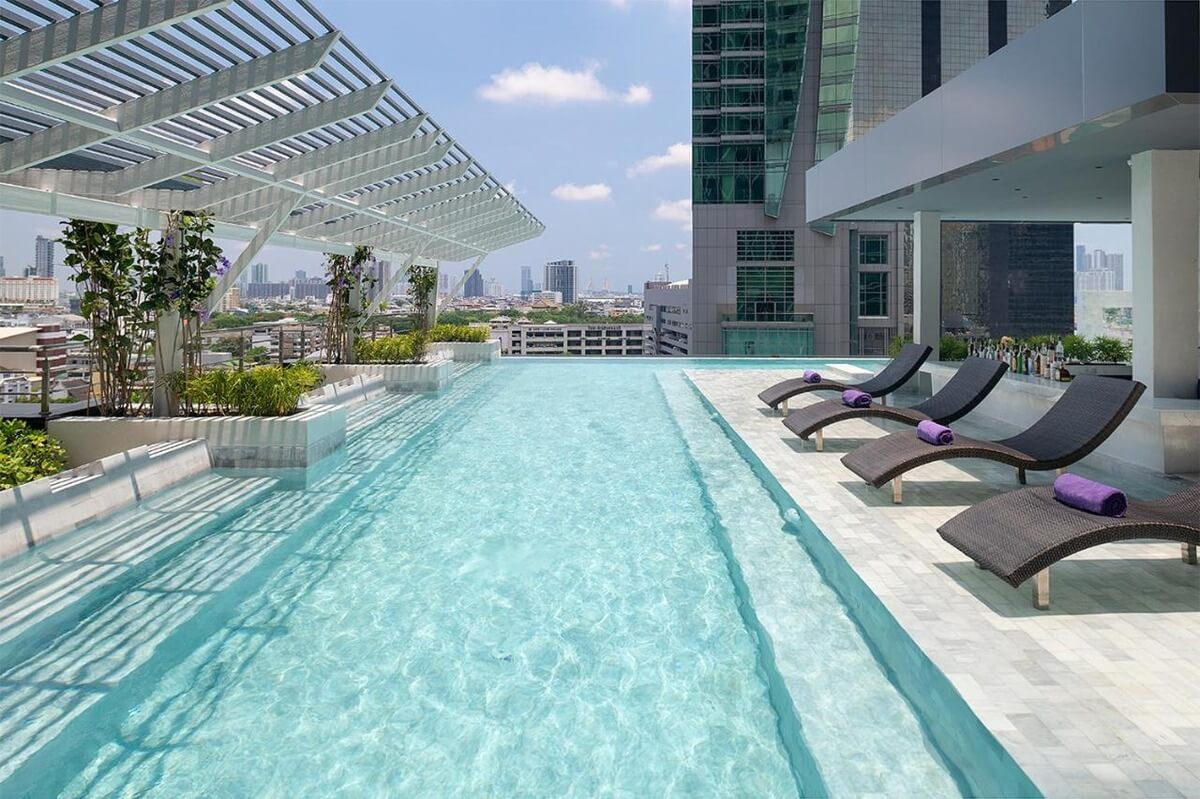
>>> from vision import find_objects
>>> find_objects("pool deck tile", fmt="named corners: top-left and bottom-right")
top-left (688, 369), bottom-right (1200, 799)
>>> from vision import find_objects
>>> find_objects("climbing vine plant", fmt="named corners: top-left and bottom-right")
top-left (323, 245), bottom-right (375, 363)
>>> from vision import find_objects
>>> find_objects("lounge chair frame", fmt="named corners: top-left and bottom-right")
top-left (757, 343), bottom-right (932, 412)
top-left (840, 375), bottom-right (1146, 504)
top-left (784, 358), bottom-right (1008, 451)
top-left (938, 482), bottom-right (1200, 608)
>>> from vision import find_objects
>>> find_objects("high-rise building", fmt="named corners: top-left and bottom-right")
top-left (543, 259), bottom-right (577, 305)
top-left (34, 235), bottom-right (54, 278)
top-left (463, 268), bottom-right (485, 298)
top-left (520, 265), bottom-right (534, 296)
top-left (0, 255), bottom-right (6, 276)
top-left (250, 262), bottom-right (270, 284)
top-left (484, 278), bottom-right (505, 298)
top-left (1074, 244), bottom-right (1087, 272)
top-left (439, 273), bottom-right (450, 293)
top-left (691, 0), bottom-right (1071, 355)
top-left (294, 269), bottom-right (307, 281)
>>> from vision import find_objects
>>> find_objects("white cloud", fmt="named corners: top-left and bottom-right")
top-left (589, 244), bottom-right (611, 260)
top-left (641, 243), bottom-right (663, 252)
top-left (674, 242), bottom-right (688, 251)
top-left (478, 62), bottom-right (651, 106)
top-left (503, 180), bottom-right (517, 194)
top-left (623, 84), bottom-right (652, 105)
top-left (654, 198), bottom-right (692, 230)
top-left (551, 182), bottom-right (612, 202)
top-left (628, 142), bottom-right (690, 177)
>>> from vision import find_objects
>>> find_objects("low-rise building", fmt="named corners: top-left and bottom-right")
top-left (0, 276), bottom-right (57, 305)
top-left (644, 280), bottom-right (691, 356)
top-left (490, 320), bottom-right (647, 356)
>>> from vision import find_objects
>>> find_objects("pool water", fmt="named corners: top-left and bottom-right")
top-left (1, 359), bottom-right (968, 797)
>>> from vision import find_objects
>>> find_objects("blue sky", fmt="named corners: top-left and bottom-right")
top-left (0, 0), bottom-right (1129, 291)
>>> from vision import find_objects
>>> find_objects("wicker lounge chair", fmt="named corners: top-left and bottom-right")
top-left (840, 375), bottom-right (1146, 503)
top-left (938, 481), bottom-right (1200, 608)
top-left (784, 357), bottom-right (1008, 451)
top-left (757, 343), bottom-right (932, 413)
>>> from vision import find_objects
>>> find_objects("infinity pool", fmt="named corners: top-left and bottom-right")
top-left (2, 359), bottom-right (983, 796)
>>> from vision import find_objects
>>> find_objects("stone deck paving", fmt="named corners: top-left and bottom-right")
top-left (688, 369), bottom-right (1200, 799)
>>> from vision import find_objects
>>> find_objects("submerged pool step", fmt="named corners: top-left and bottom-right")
top-left (658, 372), bottom-right (962, 798)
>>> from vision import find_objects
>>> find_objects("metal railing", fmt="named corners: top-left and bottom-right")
top-left (0, 341), bottom-right (92, 423)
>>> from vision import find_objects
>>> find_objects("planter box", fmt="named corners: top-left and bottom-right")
top-left (1063, 362), bottom-right (1133, 379)
top-left (302, 373), bottom-right (386, 409)
top-left (430, 340), bottom-right (501, 363)
top-left (48, 404), bottom-right (346, 470)
top-left (319, 358), bottom-right (453, 392)
top-left (0, 439), bottom-right (211, 561)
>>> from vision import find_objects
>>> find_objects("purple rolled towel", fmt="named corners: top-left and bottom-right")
top-left (842, 389), bottom-right (872, 408)
top-left (1053, 473), bottom-right (1127, 517)
top-left (916, 419), bottom-right (954, 445)
top-left (803, 369), bottom-right (821, 384)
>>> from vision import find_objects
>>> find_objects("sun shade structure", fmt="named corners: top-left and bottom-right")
top-left (0, 0), bottom-right (543, 304)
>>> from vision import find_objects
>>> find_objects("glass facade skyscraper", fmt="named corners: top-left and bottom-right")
top-left (691, 0), bottom-right (1073, 356)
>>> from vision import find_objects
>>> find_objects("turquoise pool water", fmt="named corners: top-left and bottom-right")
top-left (1, 359), bottom-right (989, 796)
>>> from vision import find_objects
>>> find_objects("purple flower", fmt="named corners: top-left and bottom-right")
top-left (216, 256), bottom-right (231, 276)
top-left (199, 306), bottom-right (211, 323)
top-left (164, 233), bottom-right (175, 247)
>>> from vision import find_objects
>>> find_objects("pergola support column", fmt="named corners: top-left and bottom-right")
top-left (1130, 150), bottom-right (1200, 399)
top-left (913, 211), bottom-right (942, 361)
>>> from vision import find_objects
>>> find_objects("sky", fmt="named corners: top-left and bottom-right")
top-left (0, 0), bottom-right (1130, 292)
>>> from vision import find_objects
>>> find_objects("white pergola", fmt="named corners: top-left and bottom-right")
top-left (0, 0), bottom-right (544, 308)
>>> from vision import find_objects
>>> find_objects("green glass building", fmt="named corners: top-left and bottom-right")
top-left (689, 0), bottom-right (1073, 356)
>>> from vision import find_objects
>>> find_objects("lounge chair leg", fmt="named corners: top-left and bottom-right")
top-left (780, 399), bottom-right (788, 416)
top-left (891, 476), bottom-right (903, 504)
top-left (1055, 468), bottom-right (1065, 476)
top-left (815, 429), bottom-right (824, 452)
top-left (1183, 543), bottom-right (1198, 565)
top-left (879, 394), bottom-right (887, 407)
top-left (1017, 467), bottom-right (1027, 485)
top-left (1032, 569), bottom-right (1050, 610)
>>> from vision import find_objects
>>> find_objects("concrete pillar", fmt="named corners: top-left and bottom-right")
top-left (152, 309), bottom-right (182, 417)
top-left (913, 211), bottom-right (942, 360)
top-left (1131, 150), bottom-right (1200, 399)
top-left (346, 278), bottom-right (361, 364)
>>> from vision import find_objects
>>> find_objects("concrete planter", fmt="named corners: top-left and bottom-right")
top-left (302, 373), bottom-right (386, 409)
top-left (430, 340), bottom-right (501, 363)
top-left (0, 440), bottom-right (211, 561)
top-left (48, 404), bottom-right (346, 470)
top-left (319, 358), bottom-right (453, 392)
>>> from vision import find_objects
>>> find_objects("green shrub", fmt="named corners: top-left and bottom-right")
top-left (1061, 334), bottom-right (1095, 362)
top-left (0, 420), bottom-right (67, 489)
top-left (180, 363), bottom-right (321, 417)
top-left (1090, 336), bottom-right (1131, 363)
top-left (887, 335), bottom-right (912, 359)
top-left (1022, 334), bottom-right (1059, 350)
top-left (939, 335), bottom-right (969, 361)
top-left (428, 324), bottom-right (489, 343)
top-left (355, 332), bottom-right (428, 363)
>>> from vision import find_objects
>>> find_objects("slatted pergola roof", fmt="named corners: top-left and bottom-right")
top-left (0, 0), bottom-right (543, 304)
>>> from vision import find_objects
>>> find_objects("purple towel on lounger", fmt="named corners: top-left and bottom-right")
top-left (842, 389), bottom-right (871, 408)
top-left (1053, 473), bottom-right (1127, 517)
top-left (916, 420), bottom-right (954, 445)
top-left (803, 369), bottom-right (821, 384)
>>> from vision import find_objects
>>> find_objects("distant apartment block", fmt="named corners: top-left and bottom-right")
top-left (292, 278), bottom-right (330, 301)
top-left (217, 286), bottom-right (242, 312)
top-left (0, 276), bottom-right (58, 304)
top-left (520, 265), bottom-right (534, 296)
top-left (543, 260), bottom-right (577, 305)
top-left (33, 235), bottom-right (54, 278)
top-left (491, 320), bottom-right (647, 356)
top-left (250, 263), bottom-right (270, 284)
top-left (644, 280), bottom-right (692, 356)
top-left (244, 281), bottom-right (291, 300)
top-left (463, 269), bottom-right (485, 298)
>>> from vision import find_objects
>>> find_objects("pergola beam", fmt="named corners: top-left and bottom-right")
top-left (0, 0), bottom-right (230, 83)
top-left (0, 33), bottom-right (338, 173)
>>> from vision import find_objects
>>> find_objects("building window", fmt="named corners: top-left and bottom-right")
top-left (737, 230), bottom-right (795, 262)
top-left (737, 265), bottom-right (795, 321)
top-left (693, 88), bottom-right (721, 109)
top-left (721, 56), bottom-right (764, 80)
top-left (692, 115), bottom-right (720, 136)
top-left (722, 0), bottom-right (765, 23)
top-left (722, 85), bottom-right (764, 106)
top-left (692, 31), bottom-right (720, 55)
top-left (693, 4), bottom-right (720, 26)
top-left (722, 29), bottom-right (764, 51)
top-left (721, 111), bottom-right (764, 135)
top-left (692, 60), bottom-right (721, 82)
top-left (858, 233), bottom-right (889, 264)
top-left (858, 272), bottom-right (888, 317)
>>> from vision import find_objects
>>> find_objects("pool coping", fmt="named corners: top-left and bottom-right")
top-left (687, 368), bottom-right (1200, 799)
top-left (683, 372), bottom-right (1041, 799)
